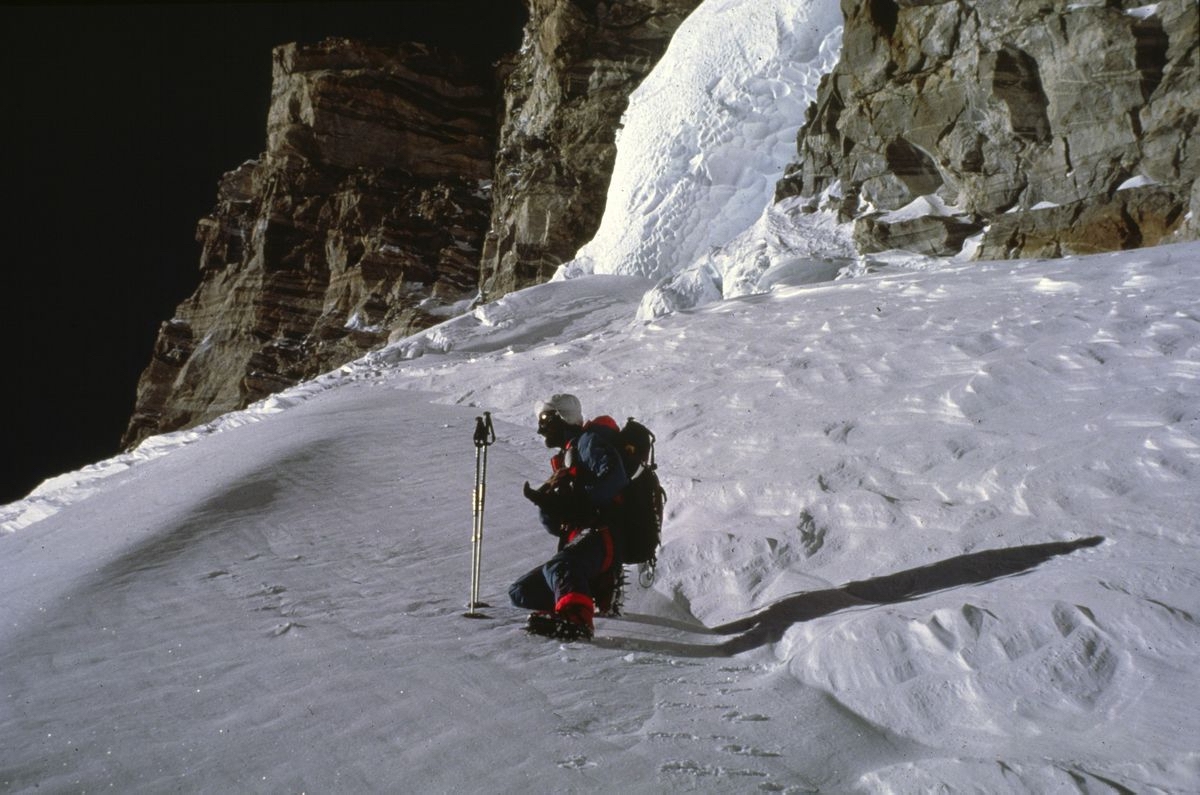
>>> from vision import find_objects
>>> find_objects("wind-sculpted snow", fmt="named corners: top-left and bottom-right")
top-left (5, 242), bottom-right (1197, 791)
top-left (0, 277), bottom-right (652, 536)
top-left (567, 0), bottom-right (845, 298)
top-left (369, 275), bottom-right (655, 363)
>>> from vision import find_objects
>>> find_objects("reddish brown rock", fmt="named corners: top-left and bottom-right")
top-left (123, 40), bottom-right (499, 447)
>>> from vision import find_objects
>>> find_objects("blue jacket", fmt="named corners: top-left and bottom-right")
top-left (540, 419), bottom-right (629, 535)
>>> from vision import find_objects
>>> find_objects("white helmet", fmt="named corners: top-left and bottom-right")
top-left (535, 393), bottom-right (583, 426)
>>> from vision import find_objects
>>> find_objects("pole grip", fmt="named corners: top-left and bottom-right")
top-left (474, 412), bottom-right (496, 448)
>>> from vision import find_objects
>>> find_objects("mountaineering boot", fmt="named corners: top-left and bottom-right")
top-left (555, 593), bottom-right (595, 636)
top-left (525, 593), bottom-right (596, 641)
top-left (525, 611), bottom-right (593, 641)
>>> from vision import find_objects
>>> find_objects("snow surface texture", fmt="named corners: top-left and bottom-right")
top-left (567, 0), bottom-right (850, 310)
top-left (4, 0), bottom-right (1200, 787)
top-left (3, 243), bottom-right (1200, 792)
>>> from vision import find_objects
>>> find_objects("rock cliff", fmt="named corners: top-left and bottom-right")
top-left (479, 0), bottom-right (702, 298)
top-left (777, 0), bottom-right (1199, 258)
top-left (126, 0), bottom-right (1198, 448)
top-left (122, 40), bottom-right (500, 447)
top-left (124, 2), bottom-right (700, 448)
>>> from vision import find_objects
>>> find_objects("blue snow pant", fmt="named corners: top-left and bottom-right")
top-left (508, 528), bottom-right (613, 611)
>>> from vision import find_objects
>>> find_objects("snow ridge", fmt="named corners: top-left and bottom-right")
top-left (567, 0), bottom-right (844, 292)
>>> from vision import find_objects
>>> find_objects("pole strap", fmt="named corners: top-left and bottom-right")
top-left (474, 412), bottom-right (496, 448)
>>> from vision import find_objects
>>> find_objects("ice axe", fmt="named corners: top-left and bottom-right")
top-left (465, 411), bottom-right (496, 618)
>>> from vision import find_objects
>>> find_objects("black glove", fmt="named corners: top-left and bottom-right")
top-left (522, 481), bottom-right (549, 507)
top-left (523, 480), bottom-right (595, 524)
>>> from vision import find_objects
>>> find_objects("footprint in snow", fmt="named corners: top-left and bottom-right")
top-left (660, 759), bottom-right (767, 778)
top-left (556, 755), bottom-right (597, 770)
top-left (797, 510), bottom-right (825, 557)
top-left (722, 710), bottom-right (770, 722)
top-left (270, 621), bottom-right (306, 637)
top-left (722, 743), bottom-right (782, 758)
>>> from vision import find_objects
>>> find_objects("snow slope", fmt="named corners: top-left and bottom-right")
top-left (3, 0), bottom-right (1199, 788)
top-left (3, 241), bottom-right (1199, 792)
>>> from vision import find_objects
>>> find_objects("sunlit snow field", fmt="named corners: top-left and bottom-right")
top-left (4, 241), bottom-right (1199, 791)
top-left (3, 0), bottom-right (1199, 790)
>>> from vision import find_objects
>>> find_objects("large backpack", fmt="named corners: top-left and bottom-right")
top-left (614, 418), bottom-right (667, 571)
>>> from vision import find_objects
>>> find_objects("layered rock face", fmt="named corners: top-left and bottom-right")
top-left (126, 1), bottom-right (1196, 448)
top-left (124, 3), bottom-right (701, 449)
top-left (478, 0), bottom-right (703, 298)
top-left (778, 0), bottom-right (1199, 258)
top-left (123, 40), bottom-right (499, 447)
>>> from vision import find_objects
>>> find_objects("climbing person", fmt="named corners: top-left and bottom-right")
top-left (508, 393), bottom-right (629, 640)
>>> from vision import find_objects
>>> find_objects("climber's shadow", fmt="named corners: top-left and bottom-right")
top-left (600, 536), bottom-right (1104, 658)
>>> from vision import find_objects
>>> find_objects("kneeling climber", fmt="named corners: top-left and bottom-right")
top-left (509, 393), bottom-right (628, 640)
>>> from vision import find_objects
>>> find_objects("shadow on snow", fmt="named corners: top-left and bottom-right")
top-left (598, 536), bottom-right (1104, 658)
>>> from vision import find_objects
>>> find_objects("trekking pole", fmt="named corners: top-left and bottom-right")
top-left (466, 411), bottom-right (496, 618)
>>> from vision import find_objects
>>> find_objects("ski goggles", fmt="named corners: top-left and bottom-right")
top-left (537, 410), bottom-right (564, 430)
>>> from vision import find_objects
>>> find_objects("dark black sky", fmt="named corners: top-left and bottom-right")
top-left (1, 2), bottom-right (527, 505)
